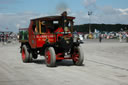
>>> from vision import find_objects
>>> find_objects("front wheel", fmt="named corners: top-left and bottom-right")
top-left (72, 46), bottom-right (84, 66)
top-left (45, 47), bottom-right (56, 67)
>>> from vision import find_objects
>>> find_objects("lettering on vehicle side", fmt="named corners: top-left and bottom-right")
top-left (37, 38), bottom-right (54, 42)
top-left (48, 35), bottom-right (55, 37)
top-left (36, 35), bottom-right (55, 38)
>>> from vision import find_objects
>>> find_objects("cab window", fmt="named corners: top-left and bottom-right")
top-left (41, 21), bottom-right (46, 33)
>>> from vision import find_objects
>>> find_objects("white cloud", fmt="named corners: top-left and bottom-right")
top-left (100, 6), bottom-right (120, 15)
top-left (0, 12), bottom-right (45, 32)
top-left (84, 0), bottom-right (97, 11)
top-left (71, 6), bottom-right (128, 25)
top-left (82, 0), bottom-right (128, 24)
top-left (98, 6), bottom-right (128, 24)
top-left (118, 8), bottom-right (128, 15)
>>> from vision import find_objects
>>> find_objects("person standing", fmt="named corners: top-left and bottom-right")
top-left (99, 34), bottom-right (102, 43)
top-left (0, 34), bottom-right (1, 42)
top-left (126, 33), bottom-right (128, 43)
top-left (119, 33), bottom-right (122, 43)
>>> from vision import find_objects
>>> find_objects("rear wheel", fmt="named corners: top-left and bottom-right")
top-left (45, 47), bottom-right (56, 67)
top-left (22, 45), bottom-right (31, 63)
top-left (72, 46), bottom-right (84, 66)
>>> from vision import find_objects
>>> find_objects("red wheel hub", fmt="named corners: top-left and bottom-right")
top-left (72, 49), bottom-right (79, 62)
top-left (22, 48), bottom-right (25, 60)
top-left (45, 50), bottom-right (51, 64)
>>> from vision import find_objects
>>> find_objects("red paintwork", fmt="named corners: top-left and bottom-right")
top-left (56, 56), bottom-right (72, 60)
top-left (54, 27), bottom-right (64, 32)
top-left (56, 53), bottom-right (63, 58)
top-left (56, 53), bottom-right (72, 60)
top-left (28, 21), bottom-right (36, 48)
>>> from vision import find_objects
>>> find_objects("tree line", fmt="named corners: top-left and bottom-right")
top-left (73, 24), bottom-right (128, 33)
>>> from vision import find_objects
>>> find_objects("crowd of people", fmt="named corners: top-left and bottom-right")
top-left (79, 31), bottom-right (128, 43)
top-left (0, 32), bottom-right (18, 44)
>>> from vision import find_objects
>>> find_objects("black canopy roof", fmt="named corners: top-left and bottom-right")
top-left (31, 16), bottom-right (75, 21)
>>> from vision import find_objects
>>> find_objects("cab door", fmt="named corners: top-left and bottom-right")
top-left (28, 21), bottom-right (37, 48)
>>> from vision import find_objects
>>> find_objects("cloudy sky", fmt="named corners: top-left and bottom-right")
top-left (0, 0), bottom-right (128, 32)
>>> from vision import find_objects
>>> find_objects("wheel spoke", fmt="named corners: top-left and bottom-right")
top-left (73, 54), bottom-right (79, 62)
top-left (22, 48), bottom-right (25, 60)
top-left (46, 50), bottom-right (51, 64)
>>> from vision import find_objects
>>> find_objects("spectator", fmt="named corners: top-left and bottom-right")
top-left (126, 33), bottom-right (128, 43)
top-left (119, 33), bottom-right (122, 43)
top-left (99, 34), bottom-right (102, 43)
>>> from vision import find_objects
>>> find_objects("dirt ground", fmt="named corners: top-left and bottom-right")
top-left (0, 39), bottom-right (128, 85)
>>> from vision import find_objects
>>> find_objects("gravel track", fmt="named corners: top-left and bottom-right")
top-left (0, 40), bottom-right (128, 85)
